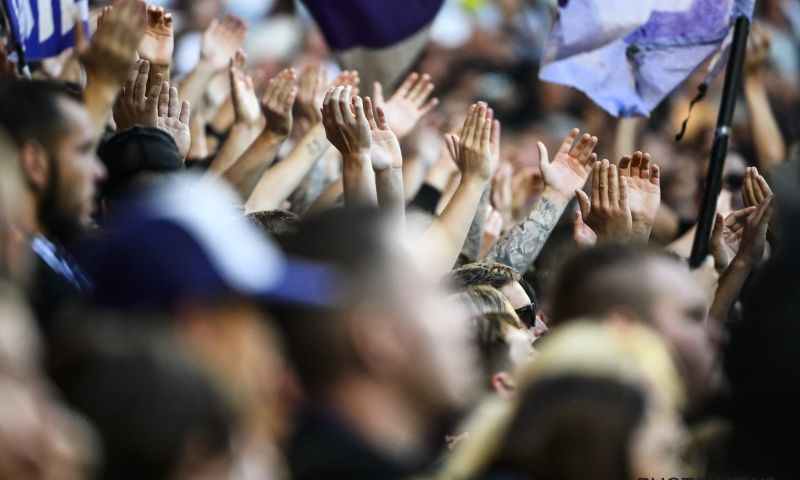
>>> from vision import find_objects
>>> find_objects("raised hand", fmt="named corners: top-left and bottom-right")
top-left (445, 102), bottom-right (492, 184)
top-left (295, 63), bottom-right (325, 125)
top-left (363, 97), bottom-right (402, 172)
top-left (113, 59), bottom-right (163, 130)
top-left (576, 160), bottom-right (632, 243)
top-left (321, 86), bottom-right (371, 158)
top-left (83, 0), bottom-right (146, 85)
top-left (735, 194), bottom-right (774, 268)
top-left (539, 128), bottom-right (598, 202)
top-left (709, 207), bottom-right (756, 272)
top-left (201, 15), bottom-right (248, 71)
top-left (261, 69), bottom-right (297, 137)
top-left (156, 82), bottom-right (191, 159)
top-left (745, 23), bottom-right (771, 78)
top-left (742, 166), bottom-right (773, 208)
top-left (229, 62), bottom-right (262, 126)
top-left (573, 210), bottom-right (598, 249)
top-left (374, 72), bottom-right (439, 139)
top-left (618, 151), bottom-right (660, 243)
top-left (138, 5), bottom-right (174, 67)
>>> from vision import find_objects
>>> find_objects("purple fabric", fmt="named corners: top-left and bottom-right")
top-left (540, 0), bottom-right (755, 117)
top-left (301, 0), bottom-right (445, 51)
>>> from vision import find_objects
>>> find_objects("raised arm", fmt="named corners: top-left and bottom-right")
top-left (206, 62), bottom-right (264, 175)
top-left (743, 24), bottom-right (786, 171)
top-left (709, 195), bottom-right (773, 322)
top-left (463, 118), bottom-right (500, 261)
top-left (221, 69), bottom-right (297, 199)
top-left (179, 16), bottom-right (248, 114)
top-left (363, 97), bottom-right (405, 229)
top-left (138, 5), bottom-right (174, 91)
top-left (244, 124), bottom-right (330, 213)
top-left (81, 0), bottom-right (146, 139)
top-left (321, 86), bottom-right (377, 206)
top-left (422, 103), bottom-right (492, 275)
top-left (485, 129), bottom-right (598, 273)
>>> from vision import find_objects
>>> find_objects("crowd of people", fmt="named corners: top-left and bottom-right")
top-left (0, 0), bottom-right (799, 479)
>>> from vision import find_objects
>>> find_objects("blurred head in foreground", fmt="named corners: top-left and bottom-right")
top-left (440, 321), bottom-right (688, 480)
top-left (549, 244), bottom-right (720, 405)
top-left (74, 176), bottom-right (337, 459)
top-left (53, 315), bottom-right (233, 480)
top-left (277, 207), bottom-right (480, 477)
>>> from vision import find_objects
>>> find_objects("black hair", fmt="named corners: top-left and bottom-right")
top-left (549, 244), bottom-right (672, 326)
top-left (0, 78), bottom-right (79, 156)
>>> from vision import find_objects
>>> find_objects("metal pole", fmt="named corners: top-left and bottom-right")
top-left (690, 16), bottom-right (751, 268)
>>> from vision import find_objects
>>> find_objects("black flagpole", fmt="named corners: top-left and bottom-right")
top-left (690, 15), bottom-right (751, 268)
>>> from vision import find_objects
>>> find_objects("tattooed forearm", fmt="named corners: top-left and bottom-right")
top-left (463, 188), bottom-right (490, 261)
top-left (306, 137), bottom-right (328, 158)
top-left (485, 194), bottom-right (561, 273)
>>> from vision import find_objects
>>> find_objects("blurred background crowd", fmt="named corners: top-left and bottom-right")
top-left (0, 0), bottom-right (799, 479)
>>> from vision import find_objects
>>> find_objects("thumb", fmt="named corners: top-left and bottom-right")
top-left (576, 190), bottom-right (590, 219)
top-left (537, 141), bottom-right (549, 168)
top-left (711, 212), bottom-right (724, 242)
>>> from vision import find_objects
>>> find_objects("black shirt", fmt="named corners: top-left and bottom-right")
top-left (288, 407), bottom-right (427, 480)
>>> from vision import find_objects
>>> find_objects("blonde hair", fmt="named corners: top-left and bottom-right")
top-left (433, 320), bottom-right (685, 480)
top-left (459, 286), bottom-right (523, 330)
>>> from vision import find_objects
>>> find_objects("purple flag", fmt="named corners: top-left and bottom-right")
top-left (301, 0), bottom-right (445, 89)
top-left (540, 0), bottom-right (756, 117)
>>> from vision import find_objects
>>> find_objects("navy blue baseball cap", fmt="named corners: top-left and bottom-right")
top-left (82, 175), bottom-right (344, 311)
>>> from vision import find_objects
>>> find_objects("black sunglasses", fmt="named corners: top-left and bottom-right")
top-left (514, 303), bottom-right (536, 329)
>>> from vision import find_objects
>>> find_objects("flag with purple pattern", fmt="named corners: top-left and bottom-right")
top-left (3, 0), bottom-right (88, 61)
top-left (540, 0), bottom-right (756, 117)
top-left (301, 0), bottom-right (445, 89)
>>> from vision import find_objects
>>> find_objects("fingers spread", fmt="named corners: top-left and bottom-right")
top-left (395, 72), bottom-right (418, 98)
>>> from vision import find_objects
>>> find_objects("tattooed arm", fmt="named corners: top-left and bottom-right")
top-left (244, 124), bottom-right (330, 212)
top-left (463, 189), bottom-right (490, 261)
top-left (486, 129), bottom-right (598, 273)
top-left (485, 190), bottom-right (565, 272)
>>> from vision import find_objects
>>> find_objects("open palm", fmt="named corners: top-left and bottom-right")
top-left (619, 152), bottom-right (660, 225)
top-left (364, 98), bottom-right (402, 172)
top-left (374, 72), bottom-right (438, 139)
top-left (539, 129), bottom-right (598, 199)
top-left (139, 6), bottom-right (174, 66)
